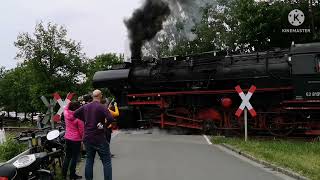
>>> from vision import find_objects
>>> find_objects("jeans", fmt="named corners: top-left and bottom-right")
top-left (84, 141), bottom-right (112, 180)
top-left (62, 139), bottom-right (81, 177)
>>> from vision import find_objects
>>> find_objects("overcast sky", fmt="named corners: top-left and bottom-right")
top-left (0, 0), bottom-right (142, 69)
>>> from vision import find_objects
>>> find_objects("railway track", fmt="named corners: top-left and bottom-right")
top-left (2, 127), bottom-right (39, 137)
top-left (126, 127), bottom-right (320, 142)
top-left (3, 126), bottom-right (38, 131)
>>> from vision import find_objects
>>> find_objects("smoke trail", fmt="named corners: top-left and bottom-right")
top-left (124, 0), bottom-right (171, 61)
top-left (125, 0), bottom-right (214, 61)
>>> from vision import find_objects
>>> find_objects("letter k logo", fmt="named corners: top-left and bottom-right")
top-left (293, 14), bottom-right (300, 23)
top-left (288, 9), bottom-right (305, 27)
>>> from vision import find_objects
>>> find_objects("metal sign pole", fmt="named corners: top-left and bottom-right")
top-left (50, 99), bottom-right (55, 129)
top-left (244, 108), bottom-right (248, 142)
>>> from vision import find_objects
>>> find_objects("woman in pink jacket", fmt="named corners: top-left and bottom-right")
top-left (62, 101), bottom-right (84, 180)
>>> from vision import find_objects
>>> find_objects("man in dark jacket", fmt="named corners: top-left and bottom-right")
top-left (74, 89), bottom-right (114, 180)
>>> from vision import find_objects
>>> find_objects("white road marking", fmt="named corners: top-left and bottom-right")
top-left (203, 135), bottom-right (212, 145)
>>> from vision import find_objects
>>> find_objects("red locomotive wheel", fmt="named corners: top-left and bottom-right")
top-left (266, 110), bottom-right (296, 137)
top-left (202, 120), bottom-right (217, 135)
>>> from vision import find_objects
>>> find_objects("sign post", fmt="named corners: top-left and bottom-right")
top-left (41, 96), bottom-right (56, 129)
top-left (244, 108), bottom-right (248, 141)
top-left (235, 85), bottom-right (257, 142)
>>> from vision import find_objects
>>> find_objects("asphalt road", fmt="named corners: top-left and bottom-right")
top-left (80, 129), bottom-right (295, 180)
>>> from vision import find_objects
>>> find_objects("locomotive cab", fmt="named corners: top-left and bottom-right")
top-left (291, 42), bottom-right (320, 99)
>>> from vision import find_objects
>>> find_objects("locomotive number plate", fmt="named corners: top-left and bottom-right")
top-left (306, 92), bottom-right (320, 97)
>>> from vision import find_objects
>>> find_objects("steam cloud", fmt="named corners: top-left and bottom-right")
top-left (166, 0), bottom-right (215, 40)
top-left (125, 0), bottom-right (214, 61)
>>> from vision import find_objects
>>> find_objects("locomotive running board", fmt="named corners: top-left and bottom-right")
top-left (127, 87), bottom-right (293, 98)
top-left (305, 130), bottom-right (320, 135)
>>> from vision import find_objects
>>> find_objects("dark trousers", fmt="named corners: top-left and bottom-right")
top-left (106, 128), bottom-right (112, 143)
top-left (62, 139), bottom-right (81, 177)
top-left (84, 142), bottom-right (112, 180)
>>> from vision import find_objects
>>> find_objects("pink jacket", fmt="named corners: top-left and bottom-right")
top-left (64, 104), bottom-right (84, 142)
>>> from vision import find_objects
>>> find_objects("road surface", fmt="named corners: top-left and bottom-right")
top-left (79, 129), bottom-right (295, 180)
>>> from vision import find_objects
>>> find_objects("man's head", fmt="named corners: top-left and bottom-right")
top-left (92, 89), bottom-right (103, 102)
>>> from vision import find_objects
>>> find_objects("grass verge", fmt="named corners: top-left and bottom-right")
top-left (211, 136), bottom-right (320, 180)
top-left (0, 137), bottom-right (27, 162)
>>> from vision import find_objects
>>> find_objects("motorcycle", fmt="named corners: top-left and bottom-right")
top-left (0, 128), bottom-right (65, 180)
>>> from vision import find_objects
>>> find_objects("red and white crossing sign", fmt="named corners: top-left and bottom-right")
top-left (235, 85), bottom-right (257, 118)
top-left (53, 92), bottom-right (74, 122)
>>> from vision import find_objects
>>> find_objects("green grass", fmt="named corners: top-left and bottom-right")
top-left (211, 136), bottom-right (320, 180)
top-left (19, 120), bottom-right (37, 128)
top-left (0, 137), bottom-right (27, 162)
top-left (54, 167), bottom-right (65, 180)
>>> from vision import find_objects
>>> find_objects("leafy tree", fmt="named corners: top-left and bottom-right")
top-left (0, 66), bottom-right (33, 116)
top-left (225, 0), bottom-right (298, 51)
top-left (86, 53), bottom-right (124, 79)
top-left (145, 0), bottom-right (320, 57)
top-left (0, 67), bottom-right (5, 79)
top-left (82, 53), bottom-right (124, 94)
top-left (0, 67), bottom-right (7, 109)
top-left (199, 0), bottom-right (320, 52)
top-left (14, 22), bottom-right (87, 110)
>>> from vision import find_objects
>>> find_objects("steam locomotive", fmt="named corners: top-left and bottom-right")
top-left (93, 42), bottom-right (320, 136)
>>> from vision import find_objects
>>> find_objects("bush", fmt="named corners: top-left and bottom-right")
top-left (0, 138), bottom-right (27, 161)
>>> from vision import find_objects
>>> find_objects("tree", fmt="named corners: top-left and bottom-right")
top-left (144, 0), bottom-right (320, 57)
top-left (0, 67), bottom-right (5, 79)
top-left (82, 53), bottom-right (124, 93)
top-left (86, 53), bottom-right (124, 79)
top-left (207, 0), bottom-right (320, 52)
top-left (0, 67), bottom-right (7, 109)
top-left (0, 66), bottom-right (33, 116)
top-left (14, 22), bottom-right (87, 110)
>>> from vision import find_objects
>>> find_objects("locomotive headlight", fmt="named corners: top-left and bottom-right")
top-left (13, 154), bottom-right (36, 169)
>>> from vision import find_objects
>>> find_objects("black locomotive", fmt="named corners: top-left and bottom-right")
top-left (93, 42), bottom-right (320, 136)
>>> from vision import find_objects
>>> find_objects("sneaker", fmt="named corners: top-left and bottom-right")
top-left (70, 174), bottom-right (82, 180)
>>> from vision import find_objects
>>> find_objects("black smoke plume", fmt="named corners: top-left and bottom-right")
top-left (125, 0), bottom-right (170, 61)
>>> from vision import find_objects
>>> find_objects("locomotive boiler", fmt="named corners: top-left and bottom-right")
top-left (93, 42), bottom-right (320, 136)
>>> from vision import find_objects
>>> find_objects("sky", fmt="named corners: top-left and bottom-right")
top-left (0, 0), bottom-right (142, 69)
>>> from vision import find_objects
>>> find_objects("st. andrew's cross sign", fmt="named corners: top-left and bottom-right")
top-left (235, 85), bottom-right (257, 142)
top-left (53, 92), bottom-right (74, 122)
top-left (235, 85), bottom-right (257, 118)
